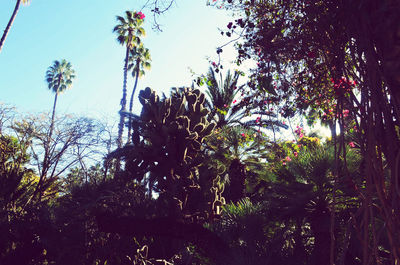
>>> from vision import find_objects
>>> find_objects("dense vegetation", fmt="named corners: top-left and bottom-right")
top-left (1, 0), bottom-right (399, 264)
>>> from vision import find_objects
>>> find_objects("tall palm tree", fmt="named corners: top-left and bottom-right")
top-left (30, 59), bottom-right (75, 200)
top-left (113, 11), bottom-right (146, 148)
top-left (0, 0), bottom-right (30, 53)
top-left (45, 59), bottom-right (75, 136)
top-left (126, 43), bottom-right (151, 142)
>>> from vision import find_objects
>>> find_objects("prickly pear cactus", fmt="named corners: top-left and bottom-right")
top-left (211, 175), bottom-right (226, 217)
top-left (114, 87), bottom-right (224, 220)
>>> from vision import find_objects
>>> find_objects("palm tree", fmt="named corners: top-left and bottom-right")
top-left (45, 59), bottom-right (75, 136)
top-left (261, 144), bottom-right (362, 264)
top-left (113, 11), bottom-right (146, 148)
top-left (206, 125), bottom-right (271, 202)
top-left (126, 43), bottom-right (151, 143)
top-left (0, 0), bottom-right (30, 53)
top-left (204, 67), bottom-right (243, 128)
top-left (22, 59), bottom-right (75, 204)
top-left (203, 67), bottom-right (287, 131)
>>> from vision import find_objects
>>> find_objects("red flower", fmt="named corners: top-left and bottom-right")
top-left (349, 142), bottom-right (355, 148)
top-left (136, 11), bottom-right (145, 19)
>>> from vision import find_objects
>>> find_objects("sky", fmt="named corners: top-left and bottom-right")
top-left (0, 0), bottom-right (239, 119)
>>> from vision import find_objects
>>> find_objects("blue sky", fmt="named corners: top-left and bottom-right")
top-left (0, 0), bottom-right (238, 118)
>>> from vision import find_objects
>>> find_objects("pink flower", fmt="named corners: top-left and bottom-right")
top-left (282, 161), bottom-right (286, 166)
top-left (224, 104), bottom-right (227, 108)
top-left (294, 152), bottom-right (298, 157)
top-left (233, 100), bottom-right (237, 104)
top-left (349, 142), bottom-right (355, 148)
top-left (285, 156), bottom-right (292, 162)
top-left (241, 133), bottom-right (246, 137)
top-left (136, 11), bottom-right (145, 19)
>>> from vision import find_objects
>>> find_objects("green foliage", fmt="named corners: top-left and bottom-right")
top-left (111, 87), bottom-right (223, 219)
top-left (45, 59), bottom-right (75, 94)
top-left (113, 11), bottom-right (145, 49)
top-left (201, 67), bottom-right (287, 132)
top-left (0, 134), bottom-right (34, 212)
top-left (128, 43), bottom-right (151, 79)
top-left (208, 198), bottom-right (270, 265)
top-left (0, 135), bottom-right (51, 265)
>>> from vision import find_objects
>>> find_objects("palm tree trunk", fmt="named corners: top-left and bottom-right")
top-left (225, 158), bottom-right (246, 203)
top-left (30, 91), bottom-right (58, 204)
top-left (49, 92), bottom-right (58, 140)
top-left (127, 60), bottom-right (140, 143)
top-left (117, 45), bottom-right (130, 148)
top-left (0, 0), bottom-right (22, 53)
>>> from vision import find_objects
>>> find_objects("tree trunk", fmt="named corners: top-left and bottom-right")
top-left (117, 45), bottom-right (130, 148)
top-left (310, 199), bottom-right (331, 265)
top-left (27, 90), bottom-right (59, 205)
top-left (0, 0), bottom-right (22, 53)
top-left (49, 92), bottom-right (58, 141)
top-left (127, 59), bottom-right (140, 143)
top-left (225, 158), bottom-right (246, 203)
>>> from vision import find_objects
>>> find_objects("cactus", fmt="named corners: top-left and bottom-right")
top-left (211, 175), bottom-right (226, 217)
top-left (111, 86), bottom-right (224, 220)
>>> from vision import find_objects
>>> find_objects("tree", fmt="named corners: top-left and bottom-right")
top-left (0, 103), bottom-right (15, 134)
top-left (0, 134), bottom-right (35, 213)
top-left (220, 1), bottom-right (400, 263)
top-left (101, 87), bottom-right (234, 264)
top-left (45, 59), bottom-right (75, 139)
top-left (12, 114), bottom-right (98, 205)
top-left (113, 10), bottom-right (146, 148)
top-left (43, 59), bottom-right (75, 198)
top-left (0, 134), bottom-right (54, 265)
top-left (202, 67), bottom-right (287, 133)
top-left (0, 0), bottom-right (30, 53)
top-left (203, 67), bottom-right (243, 128)
top-left (126, 43), bottom-right (151, 143)
top-left (206, 125), bottom-right (271, 203)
